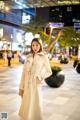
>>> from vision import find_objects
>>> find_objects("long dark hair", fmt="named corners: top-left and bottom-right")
top-left (31, 38), bottom-right (43, 53)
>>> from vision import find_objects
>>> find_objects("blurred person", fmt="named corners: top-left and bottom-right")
top-left (18, 38), bottom-right (52, 120)
top-left (7, 51), bottom-right (12, 66)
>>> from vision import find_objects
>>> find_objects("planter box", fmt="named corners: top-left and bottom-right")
top-left (60, 58), bottom-right (69, 64)
top-left (73, 60), bottom-right (80, 74)
top-left (76, 63), bottom-right (80, 73)
top-left (45, 66), bottom-right (65, 88)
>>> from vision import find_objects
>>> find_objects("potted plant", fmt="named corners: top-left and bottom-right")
top-left (76, 61), bottom-right (80, 73)
top-left (45, 66), bottom-right (65, 88)
top-left (60, 56), bottom-right (69, 64)
top-left (73, 59), bottom-right (80, 74)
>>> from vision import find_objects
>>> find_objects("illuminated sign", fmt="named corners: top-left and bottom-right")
top-left (74, 23), bottom-right (80, 28)
top-left (22, 13), bottom-right (31, 24)
top-left (74, 23), bottom-right (80, 31)
top-left (49, 23), bottom-right (64, 28)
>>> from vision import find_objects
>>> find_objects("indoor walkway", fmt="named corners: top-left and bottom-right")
top-left (0, 62), bottom-right (80, 120)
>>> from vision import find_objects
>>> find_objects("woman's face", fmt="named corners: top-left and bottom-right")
top-left (32, 41), bottom-right (40, 54)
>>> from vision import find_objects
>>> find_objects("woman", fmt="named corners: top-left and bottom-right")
top-left (18, 38), bottom-right (52, 120)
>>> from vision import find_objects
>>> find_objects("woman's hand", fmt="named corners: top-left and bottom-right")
top-left (19, 89), bottom-right (24, 97)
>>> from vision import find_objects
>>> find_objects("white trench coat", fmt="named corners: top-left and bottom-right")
top-left (19, 52), bottom-right (52, 120)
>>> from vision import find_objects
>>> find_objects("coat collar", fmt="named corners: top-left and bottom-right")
top-left (37, 51), bottom-right (46, 56)
top-left (28, 51), bottom-right (47, 58)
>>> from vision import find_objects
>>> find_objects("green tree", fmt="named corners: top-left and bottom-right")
top-left (60, 27), bottom-right (80, 47)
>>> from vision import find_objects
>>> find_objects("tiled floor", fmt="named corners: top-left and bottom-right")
top-left (0, 62), bottom-right (80, 120)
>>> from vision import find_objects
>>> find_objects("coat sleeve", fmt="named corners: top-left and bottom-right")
top-left (38, 54), bottom-right (52, 81)
top-left (19, 61), bottom-right (26, 90)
